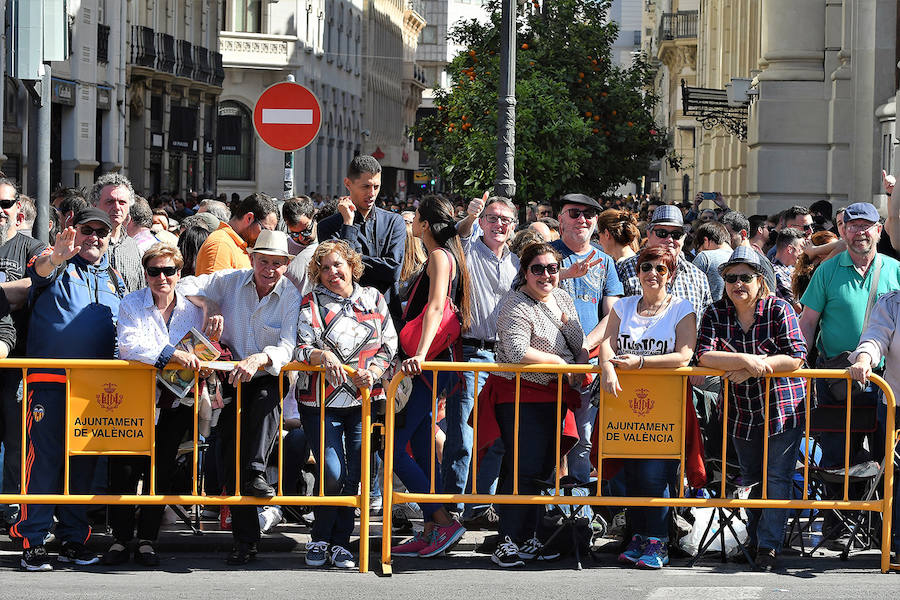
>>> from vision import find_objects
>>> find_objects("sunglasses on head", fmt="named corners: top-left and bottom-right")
top-left (79, 224), bottom-right (110, 238)
top-left (565, 207), bottom-right (597, 220)
top-left (529, 263), bottom-right (560, 276)
top-left (652, 228), bottom-right (685, 240)
top-left (723, 273), bottom-right (758, 284)
top-left (146, 265), bottom-right (178, 277)
top-left (0, 198), bottom-right (16, 210)
top-left (639, 262), bottom-right (669, 275)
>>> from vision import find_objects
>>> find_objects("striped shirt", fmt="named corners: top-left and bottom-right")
top-left (459, 221), bottom-right (519, 342)
top-left (108, 232), bottom-right (145, 293)
top-left (696, 295), bottom-right (808, 440)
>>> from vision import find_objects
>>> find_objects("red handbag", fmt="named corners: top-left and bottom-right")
top-left (398, 248), bottom-right (462, 360)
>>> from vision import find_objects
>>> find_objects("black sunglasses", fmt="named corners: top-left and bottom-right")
top-left (565, 207), bottom-right (597, 220)
top-left (79, 224), bottom-right (110, 238)
top-left (289, 220), bottom-right (315, 242)
top-left (0, 198), bottom-right (16, 210)
top-left (146, 265), bottom-right (179, 277)
top-left (652, 228), bottom-right (685, 240)
top-left (529, 263), bottom-right (560, 276)
top-left (639, 262), bottom-right (669, 275)
top-left (723, 273), bottom-right (758, 284)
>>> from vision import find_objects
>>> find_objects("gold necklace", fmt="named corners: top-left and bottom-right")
top-left (639, 294), bottom-right (669, 317)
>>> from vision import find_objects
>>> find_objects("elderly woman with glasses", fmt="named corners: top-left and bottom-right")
top-left (110, 243), bottom-right (224, 567)
top-left (475, 242), bottom-right (589, 568)
top-left (598, 246), bottom-right (697, 570)
top-left (294, 240), bottom-right (397, 570)
top-left (696, 246), bottom-right (807, 572)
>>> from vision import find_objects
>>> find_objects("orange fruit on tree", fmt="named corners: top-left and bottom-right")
top-left (521, 43), bottom-right (529, 50)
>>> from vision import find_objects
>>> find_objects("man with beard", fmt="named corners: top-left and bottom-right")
top-left (551, 193), bottom-right (623, 486)
top-left (0, 178), bottom-right (48, 527)
top-left (799, 202), bottom-right (900, 471)
top-left (194, 193), bottom-right (279, 275)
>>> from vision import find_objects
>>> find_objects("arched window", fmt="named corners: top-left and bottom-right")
top-left (217, 100), bottom-right (254, 180)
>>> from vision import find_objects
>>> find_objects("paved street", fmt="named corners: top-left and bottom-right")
top-left (0, 519), bottom-right (896, 599)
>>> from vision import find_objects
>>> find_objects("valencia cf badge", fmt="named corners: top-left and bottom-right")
top-left (32, 404), bottom-right (45, 423)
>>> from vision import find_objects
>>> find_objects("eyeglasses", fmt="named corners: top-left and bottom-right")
top-left (538, 210), bottom-right (553, 217)
top-left (253, 218), bottom-right (275, 232)
top-left (0, 198), bottom-right (16, 210)
top-left (529, 263), bottom-right (560, 276)
top-left (800, 224), bottom-right (814, 233)
top-left (289, 220), bottom-right (315, 243)
top-left (484, 214), bottom-right (516, 226)
top-left (639, 262), bottom-right (669, 275)
top-left (146, 265), bottom-right (178, 277)
top-left (652, 228), bottom-right (685, 240)
top-left (723, 273), bottom-right (758, 284)
top-left (79, 224), bottom-right (110, 238)
top-left (564, 207), bottom-right (597, 220)
top-left (845, 221), bottom-right (877, 233)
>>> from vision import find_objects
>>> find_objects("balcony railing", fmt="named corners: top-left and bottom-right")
top-left (659, 10), bottom-right (698, 41)
top-left (131, 25), bottom-right (156, 68)
top-left (194, 46), bottom-right (213, 83)
top-left (211, 51), bottom-right (225, 87)
top-left (177, 40), bottom-right (194, 78)
top-left (157, 33), bottom-right (176, 73)
top-left (407, 0), bottom-right (425, 19)
top-left (97, 24), bottom-right (110, 64)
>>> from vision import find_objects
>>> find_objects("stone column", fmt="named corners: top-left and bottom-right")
top-left (747, 0), bottom-right (827, 215)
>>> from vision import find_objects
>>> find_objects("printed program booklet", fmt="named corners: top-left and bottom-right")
top-left (157, 328), bottom-right (221, 398)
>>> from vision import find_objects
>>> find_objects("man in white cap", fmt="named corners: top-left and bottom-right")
top-left (178, 229), bottom-right (300, 565)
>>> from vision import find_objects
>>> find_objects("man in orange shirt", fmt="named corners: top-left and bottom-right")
top-left (194, 193), bottom-right (279, 275)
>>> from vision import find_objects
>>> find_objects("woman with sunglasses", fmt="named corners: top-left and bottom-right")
top-left (475, 242), bottom-right (589, 567)
top-left (696, 246), bottom-right (806, 572)
top-left (598, 246), bottom-right (697, 570)
top-left (111, 243), bottom-right (224, 566)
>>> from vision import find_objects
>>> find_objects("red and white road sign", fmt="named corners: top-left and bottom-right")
top-left (253, 82), bottom-right (322, 152)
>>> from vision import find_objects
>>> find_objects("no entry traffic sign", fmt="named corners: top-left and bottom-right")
top-left (253, 82), bottom-right (322, 152)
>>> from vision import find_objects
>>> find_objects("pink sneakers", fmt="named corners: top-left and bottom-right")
top-left (418, 521), bottom-right (466, 557)
top-left (391, 531), bottom-right (433, 557)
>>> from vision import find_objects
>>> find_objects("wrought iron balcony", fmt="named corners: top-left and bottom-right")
top-left (658, 10), bottom-right (698, 41)
top-left (177, 40), bottom-right (194, 78)
top-left (97, 24), bottom-right (110, 64)
top-left (131, 25), bottom-right (156, 68)
top-left (194, 46), bottom-right (213, 83)
top-left (157, 33), bottom-right (176, 73)
top-left (211, 52), bottom-right (225, 87)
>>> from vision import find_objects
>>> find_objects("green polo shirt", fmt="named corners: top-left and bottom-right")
top-left (800, 251), bottom-right (900, 358)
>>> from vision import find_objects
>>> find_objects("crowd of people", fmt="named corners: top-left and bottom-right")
top-left (0, 155), bottom-right (897, 575)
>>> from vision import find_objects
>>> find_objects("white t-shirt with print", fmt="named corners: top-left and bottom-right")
top-left (612, 295), bottom-right (695, 356)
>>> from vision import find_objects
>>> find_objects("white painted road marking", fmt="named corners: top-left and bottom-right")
top-left (261, 109), bottom-right (314, 125)
top-left (647, 587), bottom-right (764, 600)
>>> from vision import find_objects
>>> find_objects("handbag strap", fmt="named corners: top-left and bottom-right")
top-left (863, 254), bottom-right (882, 327)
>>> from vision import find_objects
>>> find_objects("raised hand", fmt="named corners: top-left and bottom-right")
top-left (883, 170), bottom-right (895, 195)
top-left (50, 227), bottom-right (81, 265)
top-left (560, 250), bottom-right (603, 280)
top-left (338, 196), bottom-right (356, 225)
top-left (468, 191), bottom-right (489, 218)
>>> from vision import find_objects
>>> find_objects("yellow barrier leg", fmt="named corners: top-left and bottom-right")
top-left (359, 387), bottom-right (372, 573)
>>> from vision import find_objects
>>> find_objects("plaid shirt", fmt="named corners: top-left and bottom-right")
top-left (696, 295), bottom-right (808, 440)
top-left (617, 253), bottom-right (713, 319)
top-left (772, 259), bottom-right (795, 305)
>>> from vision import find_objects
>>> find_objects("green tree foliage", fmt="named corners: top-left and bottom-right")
top-left (414, 0), bottom-right (669, 201)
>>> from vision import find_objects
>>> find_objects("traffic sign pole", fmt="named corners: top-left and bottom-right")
top-left (284, 152), bottom-right (293, 199)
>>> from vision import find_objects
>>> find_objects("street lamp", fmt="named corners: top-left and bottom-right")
top-left (493, 0), bottom-right (516, 199)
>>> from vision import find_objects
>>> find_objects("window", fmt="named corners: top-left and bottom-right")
top-left (420, 25), bottom-right (437, 45)
top-left (233, 0), bottom-right (262, 33)
top-left (217, 101), bottom-right (254, 180)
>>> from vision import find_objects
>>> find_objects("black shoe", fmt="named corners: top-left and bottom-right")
top-left (21, 545), bottom-right (53, 572)
top-left (58, 541), bottom-right (100, 566)
top-left (103, 542), bottom-right (130, 565)
top-left (491, 536), bottom-right (525, 568)
top-left (226, 542), bottom-right (258, 565)
top-left (134, 540), bottom-right (160, 567)
top-left (755, 547), bottom-right (777, 572)
top-left (463, 506), bottom-right (500, 531)
top-left (243, 472), bottom-right (276, 498)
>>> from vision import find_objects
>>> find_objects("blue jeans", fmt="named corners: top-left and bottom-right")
top-left (567, 388), bottom-right (597, 484)
top-left (390, 370), bottom-right (460, 522)
top-left (447, 345), bottom-right (504, 516)
top-left (732, 426), bottom-right (803, 551)
top-left (623, 458), bottom-right (678, 540)
top-left (299, 406), bottom-right (362, 548)
top-left (495, 402), bottom-right (559, 544)
top-left (281, 428), bottom-right (309, 495)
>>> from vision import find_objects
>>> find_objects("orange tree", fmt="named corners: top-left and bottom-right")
top-left (414, 0), bottom-right (669, 201)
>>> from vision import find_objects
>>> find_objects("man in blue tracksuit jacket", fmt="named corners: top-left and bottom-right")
top-left (11, 207), bottom-right (125, 572)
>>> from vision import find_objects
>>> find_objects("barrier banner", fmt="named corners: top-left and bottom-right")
top-left (66, 368), bottom-right (155, 453)
top-left (601, 372), bottom-right (682, 456)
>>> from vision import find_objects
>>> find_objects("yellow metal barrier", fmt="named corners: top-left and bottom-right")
top-left (0, 359), bottom-right (374, 573)
top-left (380, 363), bottom-right (897, 575)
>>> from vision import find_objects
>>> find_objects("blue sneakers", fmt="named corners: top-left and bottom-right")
top-left (618, 534), bottom-right (645, 565)
top-left (635, 537), bottom-right (669, 569)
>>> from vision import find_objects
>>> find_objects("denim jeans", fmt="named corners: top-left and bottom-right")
top-left (448, 345), bottom-right (504, 516)
top-left (567, 388), bottom-right (597, 484)
top-left (732, 426), bottom-right (803, 551)
top-left (623, 458), bottom-right (678, 540)
top-left (299, 406), bottom-right (362, 548)
top-left (389, 370), bottom-right (460, 522)
top-left (495, 402), bottom-right (559, 544)
top-left (281, 427), bottom-right (309, 495)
